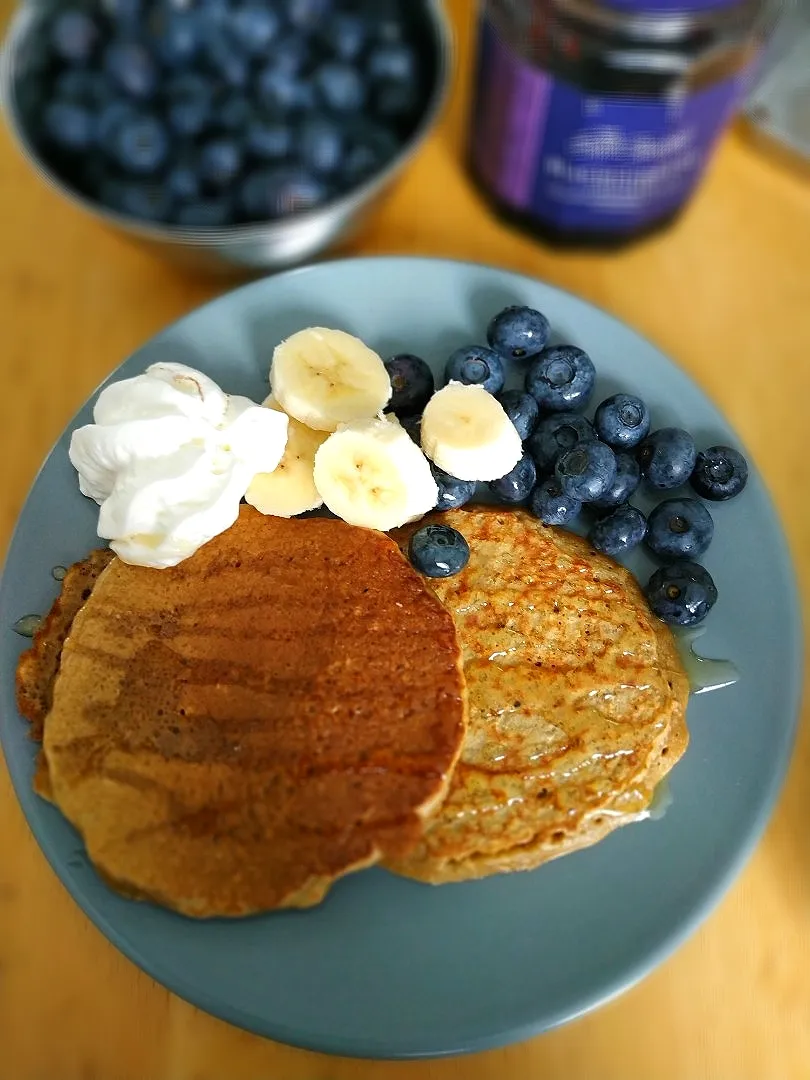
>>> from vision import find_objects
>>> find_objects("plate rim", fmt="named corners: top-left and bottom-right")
top-left (0, 255), bottom-right (804, 1059)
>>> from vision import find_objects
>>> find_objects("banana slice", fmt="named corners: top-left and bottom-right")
top-left (313, 416), bottom-right (438, 531)
top-left (421, 381), bottom-right (522, 482)
top-left (245, 396), bottom-right (328, 518)
top-left (271, 327), bottom-right (392, 432)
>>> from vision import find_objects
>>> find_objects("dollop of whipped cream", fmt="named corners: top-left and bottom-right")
top-left (69, 362), bottom-right (288, 568)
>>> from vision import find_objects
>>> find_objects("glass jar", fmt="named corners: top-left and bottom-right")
top-left (468, 0), bottom-right (774, 248)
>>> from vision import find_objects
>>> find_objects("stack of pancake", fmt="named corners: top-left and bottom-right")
top-left (16, 505), bottom-right (688, 917)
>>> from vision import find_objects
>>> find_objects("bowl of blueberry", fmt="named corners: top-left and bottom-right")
top-left (1, 0), bottom-right (450, 272)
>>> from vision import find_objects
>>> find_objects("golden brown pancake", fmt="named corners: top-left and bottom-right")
top-left (385, 507), bottom-right (689, 884)
top-left (17, 507), bottom-right (467, 917)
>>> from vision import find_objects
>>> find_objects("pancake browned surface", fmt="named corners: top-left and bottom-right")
top-left (386, 507), bottom-right (689, 884)
top-left (20, 507), bottom-right (467, 917)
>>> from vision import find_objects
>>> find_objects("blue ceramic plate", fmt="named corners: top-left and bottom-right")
top-left (0, 258), bottom-right (802, 1059)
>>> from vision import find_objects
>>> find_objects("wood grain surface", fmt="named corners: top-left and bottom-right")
top-left (1, 1), bottom-right (809, 1077)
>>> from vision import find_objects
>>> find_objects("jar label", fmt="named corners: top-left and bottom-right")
top-left (471, 19), bottom-right (753, 232)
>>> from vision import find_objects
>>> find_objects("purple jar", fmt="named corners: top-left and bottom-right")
top-left (469, 0), bottom-right (772, 247)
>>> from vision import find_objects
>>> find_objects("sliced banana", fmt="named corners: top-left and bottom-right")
top-left (313, 416), bottom-right (438, 531)
top-left (245, 396), bottom-right (328, 518)
top-left (271, 327), bottom-right (392, 432)
top-left (421, 381), bottom-right (522, 482)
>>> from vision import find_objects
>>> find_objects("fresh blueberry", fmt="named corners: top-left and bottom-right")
top-left (644, 562), bottom-right (718, 627)
top-left (154, 12), bottom-right (200, 67)
top-left (287, 0), bottom-right (332, 30)
top-left (166, 161), bottom-right (201, 202)
top-left (638, 428), bottom-right (697, 490)
top-left (54, 69), bottom-right (109, 106)
top-left (594, 393), bottom-right (651, 450)
top-left (488, 453), bottom-right (537, 504)
top-left (409, 524), bottom-right (470, 579)
top-left (374, 79), bottom-right (419, 119)
top-left (230, 1), bottom-right (281, 55)
top-left (215, 94), bottom-right (253, 133)
top-left (104, 40), bottom-right (158, 99)
top-left (269, 33), bottom-right (311, 75)
top-left (367, 42), bottom-right (417, 83)
top-left (43, 101), bottom-right (95, 151)
top-left (299, 116), bottom-right (344, 175)
top-left (590, 452), bottom-right (640, 509)
top-left (166, 73), bottom-right (212, 137)
top-left (589, 505), bottom-right (647, 557)
top-left (431, 465), bottom-right (476, 512)
top-left (341, 121), bottom-right (398, 185)
top-left (690, 445), bottom-right (748, 501)
top-left (646, 498), bottom-right (714, 560)
top-left (324, 12), bottom-right (367, 61)
top-left (384, 354), bottom-right (435, 417)
top-left (486, 305), bottom-right (550, 362)
top-left (175, 197), bottom-right (235, 226)
top-left (495, 390), bottom-right (539, 441)
top-left (97, 98), bottom-right (138, 145)
top-left (526, 345), bottom-right (596, 412)
top-left (529, 476), bottom-right (582, 526)
top-left (110, 114), bottom-right (169, 175)
top-left (555, 442), bottom-right (617, 503)
top-left (50, 10), bottom-right (100, 64)
top-left (257, 65), bottom-right (314, 112)
top-left (315, 62), bottom-right (366, 112)
top-left (240, 166), bottom-right (328, 220)
top-left (199, 137), bottom-right (243, 188)
top-left (205, 36), bottom-right (250, 89)
top-left (100, 179), bottom-right (172, 221)
top-left (246, 117), bottom-right (292, 160)
top-left (445, 345), bottom-right (505, 395)
top-left (526, 413), bottom-right (595, 473)
top-left (100, 0), bottom-right (143, 24)
top-left (401, 415), bottom-right (422, 446)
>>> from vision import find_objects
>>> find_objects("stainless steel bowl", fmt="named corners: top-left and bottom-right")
top-left (1, 0), bottom-right (452, 274)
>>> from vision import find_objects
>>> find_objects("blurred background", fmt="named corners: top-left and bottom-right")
top-left (1, 0), bottom-right (809, 1077)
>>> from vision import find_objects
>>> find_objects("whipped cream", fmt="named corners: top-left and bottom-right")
top-left (69, 363), bottom-right (288, 568)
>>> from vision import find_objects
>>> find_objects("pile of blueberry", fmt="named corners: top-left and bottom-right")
top-left (390, 305), bottom-right (749, 628)
top-left (16, 0), bottom-right (424, 227)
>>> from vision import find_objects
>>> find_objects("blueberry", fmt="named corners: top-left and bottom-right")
top-left (526, 345), bottom-right (596, 412)
top-left (590, 452), bottom-right (640, 509)
top-left (240, 166), bottom-right (328, 220)
top-left (166, 161), bottom-right (201, 201)
top-left (401, 415), bottom-right (422, 446)
top-left (97, 98), bottom-right (138, 145)
top-left (367, 42), bottom-right (416, 83)
top-left (54, 70), bottom-right (109, 106)
top-left (638, 428), bottom-right (697, 490)
top-left (315, 62), bottom-right (366, 112)
top-left (288, 0), bottom-right (332, 29)
top-left (341, 121), bottom-right (398, 185)
top-left (646, 498), bottom-right (714, 560)
top-left (299, 116), bottom-right (344, 175)
top-left (431, 465), bottom-right (476, 512)
top-left (644, 562), bottom-right (718, 627)
top-left (155, 12), bottom-right (201, 67)
top-left (589, 505), bottom-right (647, 557)
top-left (496, 390), bottom-right (538, 441)
top-left (690, 445), bottom-right (748, 501)
top-left (374, 79), bottom-right (419, 119)
top-left (110, 114), bottom-right (169, 175)
top-left (246, 118), bottom-right (292, 160)
top-left (257, 65), bottom-right (314, 112)
top-left (215, 94), bottom-right (252, 133)
top-left (199, 137), bottom-right (243, 188)
top-left (324, 13), bottom-right (367, 61)
top-left (104, 40), bottom-right (158, 99)
top-left (166, 73), bottom-right (212, 137)
top-left (50, 10), bottom-right (100, 64)
top-left (100, 179), bottom-right (172, 221)
top-left (230, 1), bottom-right (281, 55)
top-left (205, 36), bottom-right (250, 89)
top-left (101, 0), bottom-right (143, 24)
top-left (409, 524), bottom-right (470, 579)
top-left (488, 453), bottom-right (536, 504)
top-left (529, 476), bottom-right (582, 526)
top-left (175, 197), bottom-right (235, 226)
top-left (526, 413), bottom-right (595, 473)
top-left (43, 101), bottom-right (95, 151)
top-left (594, 393), bottom-right (651, 450)
top-left (269, 33), bottom-right (311, 75)
top-left (486, 305), bottom-right (550, 362)
top-left (445, 346), bottom-right (505, 395)
top-left (384, 354), bottom-right (435, 417)
top-left (555, 442), bottom-right (617, 503)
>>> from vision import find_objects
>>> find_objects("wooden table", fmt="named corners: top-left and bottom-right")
top-left (2, 2), bottom-right (809, 1077)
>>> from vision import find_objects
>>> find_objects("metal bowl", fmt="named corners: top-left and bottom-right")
top-left (0, 0), bottom-right (452, 274)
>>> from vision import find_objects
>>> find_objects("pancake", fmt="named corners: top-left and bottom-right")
top-left (17, 506), bottom-right (467, 917)
top-left (386, 507), bottom-right (689, 884)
